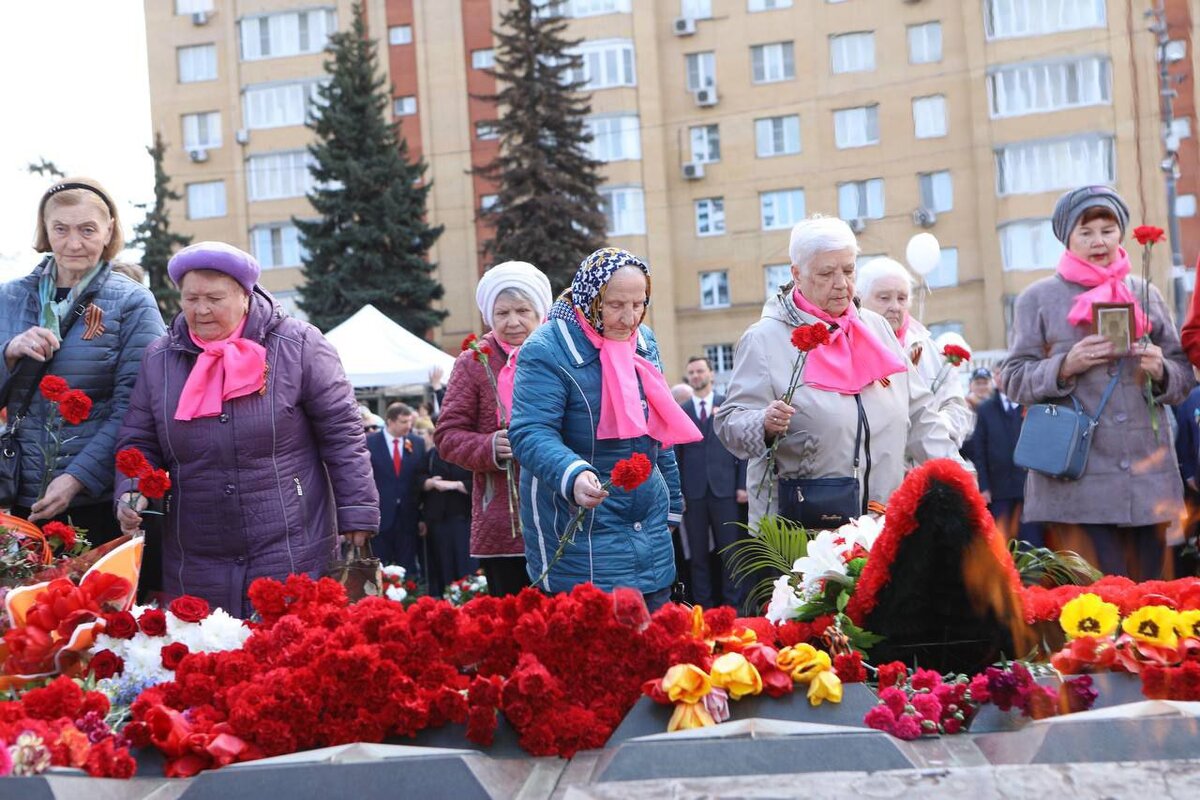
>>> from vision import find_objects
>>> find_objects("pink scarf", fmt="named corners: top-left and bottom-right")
top-left (894, 312), bottom-right (911, 346)
top-left (494, 336), bottom-right (518, 425)
top-left (791, 289), bottom-right (906, 395)
top-left (573, 309), bottom-right (701, 447)
top-left (1056, 248), bottom-right (1150, 338)
top-left (175, 318), bottom-right (268, 421)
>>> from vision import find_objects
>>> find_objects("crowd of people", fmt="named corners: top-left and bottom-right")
top-left (4, 177), bottom-right (1200, 617)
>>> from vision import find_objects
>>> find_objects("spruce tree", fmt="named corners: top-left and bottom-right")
top-left (297, 2), bottom-right (445, 335)
top-left (476, 0), bottom-right (607, 292)
top-left (130, 133), bottom-right (189, 319)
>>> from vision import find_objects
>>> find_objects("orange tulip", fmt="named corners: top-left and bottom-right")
top-left (709, 652), bottom-right (763, 700)
top-left (777, 643), bottom-right (832, 684)
top-left (661, 663), bottom-right (712, 704)
top-left (667, 701), bottom-right (715, 732)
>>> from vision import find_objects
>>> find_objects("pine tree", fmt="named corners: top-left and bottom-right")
top-left (130, 133), bottom-right (189, 319)
top-left (475, 0), bottom-right (607, 292)
top-left (296, 3), bottom-right (445, 335)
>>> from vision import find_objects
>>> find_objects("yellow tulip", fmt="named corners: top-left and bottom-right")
top-left (1122, 606), bottom-right (1180, 649)
top-left (776, 643), bottom-right (832, 684)
top-left (1059, 593), bottom-right (1119, 639)
top-left (807, 669), bottom-right (843, 706)
top-left (1177, 609), bottom-right (1200, 640)
top-left (667, 701), bottom-right (716, 732)
top-left (662, 663), bottom-right (712, 704)
top-left (709, 652), bottom-right (763, 700)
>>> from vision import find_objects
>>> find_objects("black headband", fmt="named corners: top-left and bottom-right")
top-left (40, 182), bottom-right (116, 218)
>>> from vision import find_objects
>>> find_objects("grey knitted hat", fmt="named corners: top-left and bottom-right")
top-left (1051, 186), bottom-right (1130, 244)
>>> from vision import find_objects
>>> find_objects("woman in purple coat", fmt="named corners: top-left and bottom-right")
top-left (114, 242), bottom-right (379, 616)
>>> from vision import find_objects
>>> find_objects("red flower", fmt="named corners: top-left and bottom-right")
top-left (161, 642), bottom-right (190, 671)
top-left (138, 469), bottom-right (171, 500)
top-left (460, 333), bottom-right (478, 352)
top-left (169, 595), bottom-right (211, 623)
top-left (102, 611), bottom-right (138, 640)
top-left (791, 323), bottom-right (830, 352)
top-left (610, 453), bottom-right (652, 492)
top-left (833, 651), bottom-right (867, 683)
top-left (58, 389), bottom-right (92, 425)
top-left (942, 344), bottom-right (971, 366)
top-left (116, 448), bottom-right (152, 479)
top-left (42, 521), bottom-right (76, 550)
top-left (89, 649), bottom-right (125, 680)
top-left (876, 661), bottom-right (908, 689)
top-left (39, 375), bottom-right (69, 402)
top-left (477, 343), bottom-right (492, 357)
top-left (1133, 225), bottom-right (1166, 246)
top-left (138, 608), bottom-right (167, 636)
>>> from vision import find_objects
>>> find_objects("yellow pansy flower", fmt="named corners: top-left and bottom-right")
top-left (1121, 605), bottom-right (1180, 649)
top-left (807, 669), bottom-right (843, 706)
top-left (709, 652), bottom-right (763, 700)
top-left (1176, 609), bottom-right (1200, 640)
top-left (776, 644), bottom-right (833, 684)
top-left (667, 701), bottom-right (715, 732)
top-left (662, 663), bottom-right (712, 705)
top-left (1059, 593), bottom-right (1119, 639)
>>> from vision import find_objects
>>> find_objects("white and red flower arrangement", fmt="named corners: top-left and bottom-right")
top-left (444, 570), bottom-right (488, 606)
top-left (380, 564), bottom-right (418, 603)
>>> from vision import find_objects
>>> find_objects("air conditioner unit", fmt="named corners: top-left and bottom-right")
top-left (188, 148), bottom-right (209, 163)
top-left (235, 128), bottom-right (250, 145)
top-left (673, 17), bottom-right (696, 36)
top-left (912, 207), bottom-right (937, 228)
top-left (191, 11), bottom-right (209, 26)
top-left (682, 161), bottom-right (705, 180)
top-left (848, 217), bottom-right (866, 234)
top-left (693, 87), bottom-right (718, 107)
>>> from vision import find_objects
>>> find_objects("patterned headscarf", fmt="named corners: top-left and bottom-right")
top-left (548, 247), bottom-right (652, 335)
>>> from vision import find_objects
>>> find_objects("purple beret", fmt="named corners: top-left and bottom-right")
top-left (168, 241), bottom-right (260, 294)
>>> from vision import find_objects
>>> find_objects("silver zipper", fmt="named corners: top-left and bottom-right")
top-left (293, 476), bottom-right (304, 496)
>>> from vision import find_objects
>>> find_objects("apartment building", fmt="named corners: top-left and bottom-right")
top-left (146, 0), bottom-right (1185, 382)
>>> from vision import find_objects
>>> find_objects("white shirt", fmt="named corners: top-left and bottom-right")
top-left (691, 393), bottom-right (714, 420)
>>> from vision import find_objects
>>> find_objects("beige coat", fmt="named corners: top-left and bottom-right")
top-left (904, 317), bottom-right (975, 448)
top-left (1000, 274), bottom-right (1193, 526)
top-left (714, 288), bottom-right (967, 530)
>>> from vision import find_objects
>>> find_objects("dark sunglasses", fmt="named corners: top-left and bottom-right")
top-left (364, 425), bottom-right (381, 432)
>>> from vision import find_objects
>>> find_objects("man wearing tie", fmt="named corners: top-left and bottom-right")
top-left (367, 402), bottom-right (428, 572)
top-left (676, 356), bottom-right (748, 608)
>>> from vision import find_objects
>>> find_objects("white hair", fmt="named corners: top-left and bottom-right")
top-left (788, 216), bottom-right (861, 275)
top-left (855, 257), bottom-right (915, 298)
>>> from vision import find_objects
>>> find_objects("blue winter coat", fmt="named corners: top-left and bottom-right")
top-left (509, 316), bottom-right (683, 595)
top-left (0, 260), bottom-right (165, 509)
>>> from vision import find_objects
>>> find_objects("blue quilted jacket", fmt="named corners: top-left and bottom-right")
top-left (509, 316), bottom-right (683, 595)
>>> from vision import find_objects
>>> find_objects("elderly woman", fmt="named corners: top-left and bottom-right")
top-left (715, 217), bottom-right (966, 530)
top-left (114, 242), bottom-right (379, 616)
top-left (1001, 187), bottom-right (1193, 580)
top-left (856, 257), bottom-right (973, 447)
top-left (435, 261), bottom-right (553, 597)
top-left (0, 178), bottom-right (165, 539)
top-left (509, 249), bottom-right (699, 610)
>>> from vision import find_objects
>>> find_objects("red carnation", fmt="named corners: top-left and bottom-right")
top-left (161, 642), bottom-right (190, 671)
top-left (461, 333), bottom-right (478, 352)
top-left (477, 343), bottom-right (492, 357)
top-left (138, 469), bottom-right (171, 500)
top-left (169, 595), bottom-right (211, 623)
top-left (610, 453), bottom-right (652, 492)
top-left (39, 375), bottom-right (69, 402)
top-left (791, 323), bottom-right (830, 352)
top-left (1133, 225), bottom-right (1166, 246)
top-left (138, 608), bottom-right (167, 637)
top-left (834, 651), bottom-right (867, 683)
top-left (942, 344), bottom-right (971, 366)
top-left (116, 448), bottom-right (152, 479)
top-left (102, 611), bottom-right (138, 640)
top-left (88, 649), bottom-right (125, 680)
top-left (875, 661), bottom-right (908, 689)
top-left (57, 389), bottom-right (92, 425)
top-left (42, 521), bottom-right (76, 550)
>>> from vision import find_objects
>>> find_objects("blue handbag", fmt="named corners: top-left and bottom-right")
top-left (1013, 371), bottom-right (1121, 481)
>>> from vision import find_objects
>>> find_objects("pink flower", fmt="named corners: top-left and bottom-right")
top-left (891, 714), bottom-right (923, 740)
top-left (864, 704), bottom-right (897, 732)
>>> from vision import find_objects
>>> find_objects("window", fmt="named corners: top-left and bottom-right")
top-left (244, 81), bottom-right (326, 129)
top-left (685, 52), bottom-right (716, 91)
top-left (472, 49), bottom-right (495, 69)
top-left (705, 344), bottom-right (735, 374)
top-left (585, 115), bottom-right (641, 161)
top-left (186, 181), bottom-right (225, 219)
top-left (919, 170), bottom-right (954, 213)
top-left (536, 0), bottom-right (632, 17)
top-left (599, 186), bottom-right (646, 235)
top-left (764, 264), bottom-right (792, 299)
top-left (176, 0), bottom-right (213, 12)
top-left (913, 95), bottom-right (947, 138)
top-left (695, 198), bottom-right (726, 236)
top-left (700, 271), bottom-right (730, 308)
top-left (755, 115), bottom-right (801, 157)
top-left (246, 151), bottom-right (315, 201)
top-left (907, 22), bottom-right (943, 64)
top-left (252, 223), bottom-right (307, 269)
top-left (830, 32), bottom-right (875, 74)
top-left (999, 218), bottom-right (1060, 270)
top-left (182, 111), bottom-right (221, 150)
top-left (988, 56), bottom-right (1111, 118)
top-left (394, 96), bottom-right (417, 116)
top-left (273, 290), bottom-right (307, 322)
top-left (833, 105), bottom-right (879, 149)
top-left (837, 179), bottom-right (885, 221)
top-left (1178, 195), bottom-right (1197, 218)
top-left (388, 25), bottom-right (412, 45)
top-left (480, 194), bottom-right (499, 212)
top-left (682, 0), bottom-right (713, 18)
top-left (926, 247), bottom-right (958, 288)
top-left (995, 134), bottom-right (1114, 195)
top-left (751, 42), bottom-right (795, 83)
top-left (928, 321), bottom-right (965, 340)
top-left (475, 121), bottom-right (500, 141)
top-left (566, 39), bottom-right (636, 90)
top-left (760, 188), bottom-right (805, 230)
top-left (689, 125), bottom-right (720, 163)
top-left (178, 44), bottom-right (217, 83)
top-left (748, 0), bottom-right (792, 10)
top-left (240, 8), bottom-right (337, 60)
top-left (985, 0), bottom-right (1106, 40)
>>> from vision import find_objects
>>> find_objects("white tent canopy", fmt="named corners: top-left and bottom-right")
top-left (325, 304), bottom-right (456, 389)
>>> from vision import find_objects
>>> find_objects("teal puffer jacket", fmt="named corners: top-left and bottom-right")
top-left (509, 316), bottom-right (683, 595)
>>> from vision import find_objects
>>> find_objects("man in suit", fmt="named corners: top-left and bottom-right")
top-left (367, 402), bottom-right (429, 574)
top-left (676, 356), bottom-right (748, 608)
top-left (965, 370), bottom-right (1043, 547)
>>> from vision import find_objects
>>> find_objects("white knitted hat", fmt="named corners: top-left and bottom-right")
top-left (475, 260), bottom-right (553, 328)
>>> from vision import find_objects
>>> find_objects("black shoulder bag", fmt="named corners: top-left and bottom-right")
top-left (777, 394), bottom-right (871, 530)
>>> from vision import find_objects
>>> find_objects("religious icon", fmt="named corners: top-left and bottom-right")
top-left (1092, 303), bottom-right (1133, 354)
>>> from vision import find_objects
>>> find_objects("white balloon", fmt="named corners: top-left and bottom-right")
top-left (906, 233), bottom-right (942, 276)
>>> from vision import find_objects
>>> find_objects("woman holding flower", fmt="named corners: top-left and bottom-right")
top-left (1001, 186), bottom-right (1192, 580)
top-left (714, 217), bottom-right (966, 531)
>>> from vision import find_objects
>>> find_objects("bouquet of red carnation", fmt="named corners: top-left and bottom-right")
top-left (758, 323), bottom-right (831, 499)
top-left (0, 512), bottom-right (89, 590)
top-left (33, 376), bottom-right (92, 503)
top-left (116, 448), bottom-right (171, 528)
top-left (462, 334), bottom-right (521, 538)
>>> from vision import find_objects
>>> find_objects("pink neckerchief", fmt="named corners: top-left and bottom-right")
top-left (894, 312), bottom-right (911, 345)
top-left (494, 336), bottom-right (518, 425)
top-left (573, 308), bottom-right (701, 446)
top-left (175, 317), bottom-right (267, 421)
top-left (1056, 247), bottom-right (1150, 338)
top-left (791, 289), bottom-right (906, 395)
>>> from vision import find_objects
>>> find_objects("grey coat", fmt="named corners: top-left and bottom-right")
top-left (1001, 275), bottom-right (1193, 526)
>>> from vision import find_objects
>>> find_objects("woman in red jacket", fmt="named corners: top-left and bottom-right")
top-left (434, 261), bottom-right (552, 596)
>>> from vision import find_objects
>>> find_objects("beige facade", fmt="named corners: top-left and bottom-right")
top-left (145, 0), bottom-right (1179, 384)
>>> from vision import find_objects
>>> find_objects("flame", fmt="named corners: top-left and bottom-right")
top-left (961, 535), bottom-right (1037, 658)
